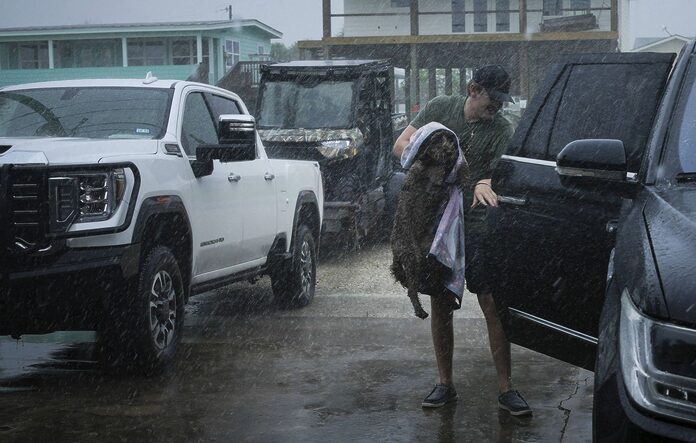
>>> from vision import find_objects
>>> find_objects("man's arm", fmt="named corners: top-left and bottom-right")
top-left (393, 125), bottom-right (417, 159)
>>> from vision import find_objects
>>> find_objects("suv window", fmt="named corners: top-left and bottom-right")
top-left (519, 67), bottom-right (571, 159)
top-left (181, 92), bottom-right (218, 156)
top-left (518, 62), bottom-right (670, 170)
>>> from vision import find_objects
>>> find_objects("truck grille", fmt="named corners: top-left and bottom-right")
top-left (3, 167), bottom-right (49, 253)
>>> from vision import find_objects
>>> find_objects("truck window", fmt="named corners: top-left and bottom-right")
top-left (181, 92), bottom-right (218, 156)
top-left (206, 93), bottom-right (241, 120)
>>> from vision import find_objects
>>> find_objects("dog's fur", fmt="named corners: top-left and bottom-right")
top-left (390, 130), bottom-right (469, 319)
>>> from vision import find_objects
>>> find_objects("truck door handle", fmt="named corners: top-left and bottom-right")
top-left (497, 195), bottom-right (527, 206)
top-left (264, 172), bottom-right (275, 181)
top-left (228, 173), bottom-right (241, 183)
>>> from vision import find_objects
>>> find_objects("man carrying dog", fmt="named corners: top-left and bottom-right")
top-left (393, 65), bottom-right (531, 416)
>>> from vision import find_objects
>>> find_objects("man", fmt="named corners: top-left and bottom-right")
top-left (393, 65), bottom-right (531, 416)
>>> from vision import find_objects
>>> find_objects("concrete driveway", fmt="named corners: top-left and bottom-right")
top-left (0, 241), bottom-right (593, 442)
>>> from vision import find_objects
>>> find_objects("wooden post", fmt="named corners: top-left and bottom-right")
top-left (445, 68), bottom-right (453, 95)
top-left (410, 0), bottom-right (419, 36)
top-left (519, 0), bottom-right (527, 34)
top-left (405, 67), bottom-right (411, 119)
top-left (428, 68), bottom-right (437, 101)
top-left (409, 44), bottom-right (419, 117)
top-left (323, 0), bottom-right (332, 38)
top-left (610, 0), bottom-right (619, 33)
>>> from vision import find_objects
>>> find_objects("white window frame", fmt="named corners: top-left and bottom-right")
top-left (225, 39), bottom-right (240, 69)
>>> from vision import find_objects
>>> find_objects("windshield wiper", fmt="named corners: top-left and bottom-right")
top-left (675, 172), bottom-right (696, 183)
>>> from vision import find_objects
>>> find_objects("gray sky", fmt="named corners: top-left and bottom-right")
top-left (0, 0), bottom-right (693, 47)
top-left (0, 0), bottom-right (324, 46)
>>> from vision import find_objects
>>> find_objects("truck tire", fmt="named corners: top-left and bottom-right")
top-left (100, 245), bottom-right (185, 373)
top-left (272, 224), bottom-right (317, 309)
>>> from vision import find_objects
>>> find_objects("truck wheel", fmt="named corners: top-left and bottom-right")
top-left (101, 246), bottom-right (185, 372)
top-left (272, 224), bottom-right (317, 309)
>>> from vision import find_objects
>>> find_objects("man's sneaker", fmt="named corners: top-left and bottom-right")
top-left (422, 384), bottom-right (458, 408)
top-left (498, 389), bottom-right (532, 416)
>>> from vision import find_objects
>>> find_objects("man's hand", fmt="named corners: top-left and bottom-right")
top-left (471, 179), bottom-right (498, 208)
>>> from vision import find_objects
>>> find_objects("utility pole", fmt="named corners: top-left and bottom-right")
top-left (225, 4), bottom-right (233, 20)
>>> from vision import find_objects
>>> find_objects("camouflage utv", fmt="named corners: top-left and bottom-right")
top-left (256, 60), bottom-right (407, 245)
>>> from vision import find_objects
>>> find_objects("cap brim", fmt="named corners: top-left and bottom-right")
top-left (488, 90), bottom-right (514, 103)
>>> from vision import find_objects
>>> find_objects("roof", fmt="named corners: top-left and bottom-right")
top-left (0, 19), bottom-right (282, 39)
top-left (632, 35), bottom-right (691, 52)
top-left (269, 60), bottom-right (385, 68)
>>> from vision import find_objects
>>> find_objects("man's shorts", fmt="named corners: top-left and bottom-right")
top-left (464, 231), bottom-right (493, 295)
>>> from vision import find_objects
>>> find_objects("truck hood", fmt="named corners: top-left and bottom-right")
top-left (643, 187), bottom-right (696, 326)
top-left (0, 137), bottom-right (158, 165)
top-left (258, 128), bottom-right (364, 145)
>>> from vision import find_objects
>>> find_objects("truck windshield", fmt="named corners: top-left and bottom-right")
top-left (0, 87), bottom-right (172, 139)
top-left (258, 80), bottom-right (354, 129)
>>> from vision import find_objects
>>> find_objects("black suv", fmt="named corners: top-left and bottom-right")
top-left (490, 42), bottom-right (696, 440)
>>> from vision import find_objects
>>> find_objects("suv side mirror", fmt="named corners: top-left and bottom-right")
top-left (556, 139), bottom-right (638, 196)
top-left (557, 139), bottom-right (628, 181)
top-left (196, 114), bottom-right (257, 163)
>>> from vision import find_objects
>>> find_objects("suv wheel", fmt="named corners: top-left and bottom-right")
top-left (272, 224), bottom-right (317, 308)
top-left (100, 246), bottom-right (185, 372)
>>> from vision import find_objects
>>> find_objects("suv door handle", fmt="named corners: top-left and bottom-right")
top-left (264, 172), bottom-right (275, 181)
top-left (228, 173), bottom-right (241, 183)
top-left (497, 195), bottom-right (527, 206)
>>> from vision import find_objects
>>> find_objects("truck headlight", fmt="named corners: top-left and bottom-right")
top-left (619, 290), bottom-right (696, 425)
top-left (49, 168), bottom-right (128, 232)
top-left (316, 139), bottom-right (358, 160)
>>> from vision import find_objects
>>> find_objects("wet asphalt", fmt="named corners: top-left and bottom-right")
top-left (0, 240), bottom-right (592, 442)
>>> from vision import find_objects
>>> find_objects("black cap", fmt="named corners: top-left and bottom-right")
top-left (472, 65), bottom-right (514, 103)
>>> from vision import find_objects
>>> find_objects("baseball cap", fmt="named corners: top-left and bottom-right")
top-left (472, 65), bottom-right (514, 103)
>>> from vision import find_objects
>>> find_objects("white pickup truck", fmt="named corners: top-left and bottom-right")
top-left (0, 76), bottom-right (323, 371)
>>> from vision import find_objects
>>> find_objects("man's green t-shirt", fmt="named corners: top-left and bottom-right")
top-left (410, 94), bottom-right (513, 234)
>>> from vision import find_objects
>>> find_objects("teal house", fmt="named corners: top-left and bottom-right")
top-left (0, 20), bottom-right (282, 88)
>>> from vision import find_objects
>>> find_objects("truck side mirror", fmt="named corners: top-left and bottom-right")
top-left (196, 114), bottom-right (257, 163)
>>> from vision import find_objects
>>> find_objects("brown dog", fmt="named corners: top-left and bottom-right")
top-left (390, 130), bottom-right (468, 319)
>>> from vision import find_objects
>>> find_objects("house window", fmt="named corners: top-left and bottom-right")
top-left (172, 39), bottom-right (196, 65)
top-left (452, 0), bottom-right (466, 32)
top-left (225, 39), bottom-right (240, 68)
top-left (496, 0), bottom-right (510, 32)
top-left (570, 0), bottom-right (591, 13)
top-left (127, 39), bottom-right (166, 66)
top-left (13, 42), bottom-right (48, 69)
top-left (543, 0), bottom-right (562, 16)
top-left (474, 0), bottom-right (488, 32)
top-left (257, 44), bottom-right (266, 56)
top-left (391, 0), bottom-right (410, 7)
top-left (54, 39), bottom-right (121, 68)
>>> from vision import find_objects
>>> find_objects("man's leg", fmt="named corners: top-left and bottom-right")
top-left (478, 292), bottom-right (532, 415)
top-left (431, 295), bottom-right (454, 386)
top-left (477, 292), bottom-right (511, 393)
top-left (421, 295), bottom-right (458, 408)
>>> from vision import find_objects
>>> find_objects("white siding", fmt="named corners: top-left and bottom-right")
top-left (342, 0), bottom-right (610, 37)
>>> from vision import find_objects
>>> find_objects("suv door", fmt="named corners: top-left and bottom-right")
top-left (205, 92), bottom-right (277, 263)
top-left (490, 53), bottom-right (674, 370)
top-left (180, 90), bottom-right (243, 277)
